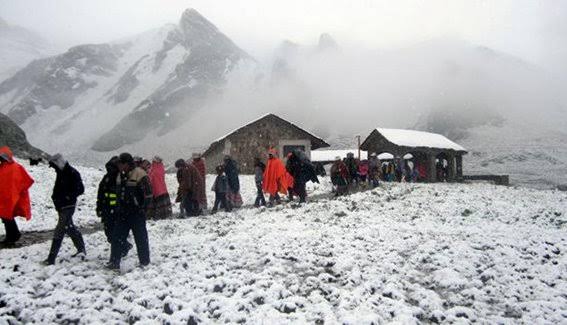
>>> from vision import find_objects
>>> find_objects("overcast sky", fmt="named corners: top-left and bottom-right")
top-left (1, 0), bottom-right (566, 69)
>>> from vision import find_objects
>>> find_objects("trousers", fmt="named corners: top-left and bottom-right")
top-left (47, 206), bottom-right (85, 263)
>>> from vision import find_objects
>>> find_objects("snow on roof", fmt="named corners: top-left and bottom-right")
top-left (212, 113), bottom-right (327, 144)
top-left (311, 149), bottom-right (394, 162)
top-left (375, 128), bottom-right (466, 151)
top-left (212, 113), bottom-right (272, 143)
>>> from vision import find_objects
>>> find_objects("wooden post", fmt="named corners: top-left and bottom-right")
top-left (427, 153), bottom-right (437, 183)
top-left (447, 154), bottom-right (456, 182)
top-left (358, 136), bottom-right (361, 160)
top-left (456, 154), bottom-right (463, 180)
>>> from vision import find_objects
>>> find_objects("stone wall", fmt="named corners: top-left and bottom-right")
top-left (204, 115), bottom-right (323, 174)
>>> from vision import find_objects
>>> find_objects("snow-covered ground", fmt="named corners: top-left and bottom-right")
top-left (1, 162), bottom-right (566, 323)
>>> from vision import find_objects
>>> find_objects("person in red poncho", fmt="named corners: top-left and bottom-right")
top-left (262, 148), bottom-right (291, 206)
top-left (191, 153), bottom-right (208, 210)
top-left (147, 156), bottom-right (172, 219)
top-left (0, 146), bottom-right (34, 244)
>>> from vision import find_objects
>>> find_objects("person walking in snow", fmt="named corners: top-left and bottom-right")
top-left (358, 159), bottom-right (369, 186)
top-left (223, 155), bottom-right (242, 208)
top-left (44, 154), bottom-right (86, 265)
top-left (107, 153), bottom-right (152, 270)
top-left (191, 153), bottom-right (208, 211)
top-left (175, 159), bottom-right (203, 217)
top-left (331, 156), bottom-right (349, 197)
top-left (344, 152), bottom-right (359, 187)
top-left (253, 157), bottom-right (266, 207)
top-left (286, 150), bottom-right (318, 204)
top-left (368, 153), bottom-right (380, 188)
top-left (96, 156), bottom-right (127, 245)
top-left (0, 146), bottom-right (34, 245)
top-left (147, 156), bottom-right (172, 220)
top-left (211, 165), bottom-right (232, 213)
top-left (263, 149), bottom-right (290, 206)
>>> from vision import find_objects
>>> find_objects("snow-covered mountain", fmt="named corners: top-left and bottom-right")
top-left (1, 11), bottom-right (565, 188)
top-left (0, 9), bottom-right (252, 156)
top-left (0, 17), bottom-right (50, 82)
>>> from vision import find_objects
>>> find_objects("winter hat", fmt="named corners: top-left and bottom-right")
top-left (370, 153), bottom-right (377, 157)
top-left (152, 155), bottom-right (163, 163)
top-left (0, 152), bottom-right (9, 162)
top-left (49, 153), bottom-right (67, 170)
top-left (118, 152), bottom-right (134, 165)
top-left (335, 156), bottom-right (342, 161)
top-left (0, 147), bottom-right (13, 163)
top-left (174, 159), bottom-right (186, 168)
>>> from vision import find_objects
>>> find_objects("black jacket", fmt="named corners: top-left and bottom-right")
top-left (224, 159), bottom-right (240, 192)
top-left (96, 160), bottom-right (119, 220)
top-left (51, 163), bottom-right (85, 210)
top-left (212, 175), bottom-right (229, 194)
top-left (286, 153), bottom-right (319, 185)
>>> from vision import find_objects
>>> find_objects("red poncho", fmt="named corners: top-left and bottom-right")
top-left (262, 157), bottom-right (289, 196)
top-left (0, 146), bottom-right (34, 220)
top-left (192, 158), bottom-right (207, 207)
top-left (148, 161), bottom-right (168, 197)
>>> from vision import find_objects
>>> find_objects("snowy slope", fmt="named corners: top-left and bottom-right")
top-left (0, 17), bottom-right (51, 82)
top-left (0, 162), bottom-right (566, 323)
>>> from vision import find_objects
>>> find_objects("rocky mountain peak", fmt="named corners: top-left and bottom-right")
top-left (318, 33), bottom-right (338, 51)
top-left (179, 8), bottom-right (218, 36)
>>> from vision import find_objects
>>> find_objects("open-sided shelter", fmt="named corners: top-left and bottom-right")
top-left (360, 128), bottom-right (467, 182)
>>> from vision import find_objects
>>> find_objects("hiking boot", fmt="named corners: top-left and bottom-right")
top-left (1, 232), bottom-right (21, 244)
top-left (121, 242), bottom-right (133, 258)
top-left (42, 259), bottom-right (55, 266)
top-left (105, 263), bottom-right (120, 271)
top-left (72, 250), bottom-right (86, 260)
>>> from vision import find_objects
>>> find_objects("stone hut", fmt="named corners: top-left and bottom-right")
top-left (360, 128), bottom-right (467, 182)
top-left (203, 114), bottom-right (330, 174)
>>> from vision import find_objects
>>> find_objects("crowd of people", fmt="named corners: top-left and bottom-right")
top-left (329, 152), bottom-right (449, 196)
top-left (1, 144), bottom-right (453, 269)
top-left (0, 146), bottom-right (323, 270)
top-left (3, 143), bottom-right (455, 270)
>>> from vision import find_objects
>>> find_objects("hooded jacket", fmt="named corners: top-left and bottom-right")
top-left (50, 158), bottom-right (84, 210)
top-left (286, 151), bottom-right (319, 185)
top-left (176, 163), bottom-right (204, 201)
top-left (224, 158), bottom-right (240, 192)
top-left (148, 161), bottom-right (168, 198)
top-left (191, 158), bottom-right (207, 207)
top-left (263, 156), bottom-right (289, 196)
top-left (0, 146), bottom-right (34, 220)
